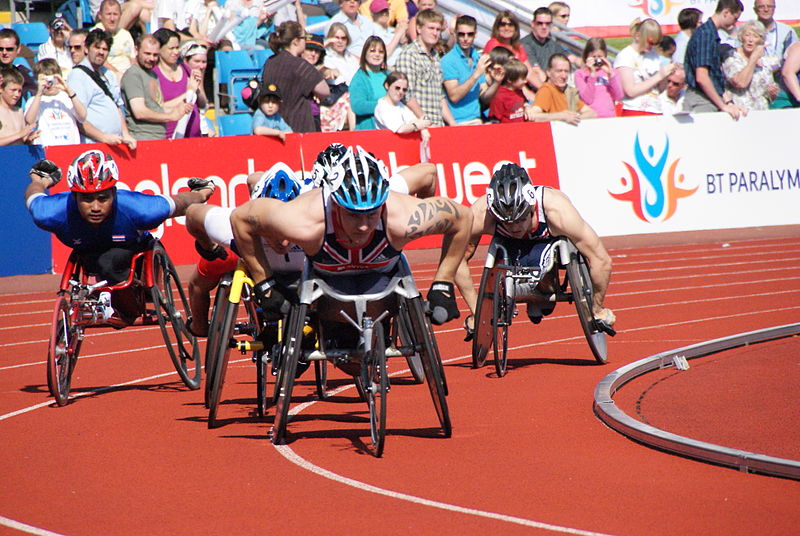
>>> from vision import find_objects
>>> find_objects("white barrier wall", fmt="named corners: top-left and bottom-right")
top-left (551, 108), bottom-right (800, 237)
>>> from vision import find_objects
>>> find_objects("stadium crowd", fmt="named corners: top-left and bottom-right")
top-left (1, 0), bottom-right (798, 146)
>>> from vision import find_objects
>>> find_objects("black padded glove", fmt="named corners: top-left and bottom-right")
top-left (30, 159), bottom-right (62, 186)
top-left (194, 240), bottom-right (228, 261)
top-left (187, 177), bottom-right (215, 192)
top-left (254, 278), bottom-right (292, 318)
top-left (427, 281), bottom-right (460, 325)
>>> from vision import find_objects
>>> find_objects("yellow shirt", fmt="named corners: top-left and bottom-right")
top-left (359, 0), bottom-right (408, 25)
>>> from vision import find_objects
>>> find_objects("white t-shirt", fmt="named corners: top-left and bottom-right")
top-left (24, 92), bottom-right (81, 146)
top-left (374, 96), bottom-right (415, 132)
top-left (613, 45), bottom-right (664, 113)
top-left (323, 49), bottom-right (359, 86)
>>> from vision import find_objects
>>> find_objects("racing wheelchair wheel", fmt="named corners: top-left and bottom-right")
top-left (271, 303), bottom-right (307, 445)
top-left (364, 321), bottom-right (388, 457)
top-left (394, 300), bottom-right (425, 384)
top-left (406, 296), bottom-right (451, 438)
top-left (204, 279), bottom-right (230, 408)
top-left (473, 267), bottom-right (501, 369)
top-left (565, 252), bottom-right (608, 364)
top-left (47, 294), bottom-right (81, 406)
top-left (492, 269), bottom-right (511, 378)
top-left (150, 242), bottom-right (202, 389)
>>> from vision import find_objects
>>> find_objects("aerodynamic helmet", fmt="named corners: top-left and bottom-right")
top-left (67, 150), bottom-right (119, 193)
top-left (486, 163), bottom-right (535, 223)
top-left (311, 143), bottom-right (348, 188)
top-left (252, 162), bottom-right (302, 202)
top-left (330, 146), bottom-right (390, 213)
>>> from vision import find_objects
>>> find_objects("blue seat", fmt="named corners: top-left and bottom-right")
top-left (252, 48), bottom-right (273, 70)
top-left (13, 56), bottom-right (33, 69)
top-left (12, 22), bottom-right (50, 54)
top-left (214, 50), bottom-right (261, 113)
top-left (56, 0), bottom-right (95, 29)
top-left (217, 112), bottom-right (253, 137)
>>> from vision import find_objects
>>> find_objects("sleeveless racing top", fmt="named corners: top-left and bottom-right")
top-left (495, 185), bottom-right (551, 241)
top-left (309, 188), bottom-right (402, 275)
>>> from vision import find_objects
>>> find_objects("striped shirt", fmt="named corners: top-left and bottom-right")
top-left (394, 40), bottom-right (445, 126)
top-left (685, 18), bottom-right (726, 96)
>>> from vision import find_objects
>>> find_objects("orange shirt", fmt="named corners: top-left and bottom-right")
top-left (533, 81), bottom-right (584, 113)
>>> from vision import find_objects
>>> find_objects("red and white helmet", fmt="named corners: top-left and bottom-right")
top-left (67, 150), bottom-right (119, 193)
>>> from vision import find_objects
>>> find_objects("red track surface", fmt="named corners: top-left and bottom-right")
top-left (1, 236), bottom-right (799, 536)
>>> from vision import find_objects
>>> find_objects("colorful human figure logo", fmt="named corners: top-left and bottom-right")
top-left (609, 133), bottom-right (697, 223)
top-left (629, 0), bottom-right (684, 18)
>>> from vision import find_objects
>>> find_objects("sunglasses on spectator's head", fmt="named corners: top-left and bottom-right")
top-left (457, 31), bottom-right (475, 37)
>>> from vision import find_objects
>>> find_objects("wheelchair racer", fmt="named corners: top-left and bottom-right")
top-left (457, 163), bottom-right (614, 340)
top-left (25, 150), bottom-right (215, 324)
top-left (230, 145), bottom-right (472, 327)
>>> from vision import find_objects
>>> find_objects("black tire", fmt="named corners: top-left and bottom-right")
top-left (472, 267), bottom-right (496, 369)
top-left (492, 269), bottom-right (511, 377)
top-left (314, 359), bottom-right (328, 400)
top-left (271, 304), bottom-right (307, 445)
top-left (207, 299), bottom-right (238, 428)
top-left (151, 242), bottom-right (201, 389)
top-left (364, 322), bottom-right (388, 457)
top-left (566, 252), bottom-right (608, 364)
top-left (256, 348), bottom-right (269, 417)
top-left (47, 295), bottom-right (80, 406)
top-left (407, 297), bottom-right (451, 437)
top-left (205, 281), bottom-right (230, 408)
top-left (395, 301), bottom-right (424, 383)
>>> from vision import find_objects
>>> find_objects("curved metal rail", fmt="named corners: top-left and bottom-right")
top-left (593, 323), bottom-right (800, 480)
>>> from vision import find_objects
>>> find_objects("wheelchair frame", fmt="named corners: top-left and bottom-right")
top-left (47, 240), bottom-right (201, 406)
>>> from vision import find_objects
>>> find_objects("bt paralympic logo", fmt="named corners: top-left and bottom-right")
top-left (629, 0), bottom-right (684, 18)
top-left (609, 132), bottom-right (697, 223)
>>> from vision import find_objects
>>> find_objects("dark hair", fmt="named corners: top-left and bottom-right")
top-left (269, 21), bottom-right (304, 54)
top-left (547, 52), bottom-right (569, 69)
top-left (153, 27), bottom-right (180, 47)
top-left (70, 28), bottom-right (90, 39)
top-left (384, 70), bottom-right (408, 88)
top-left (659, 35), bottom-right (676, 52)
top-left (135, 33), bottom-right (159, 49)
top-left (715, 0), bottom-right (744, 14)
top-left (488, 45), bottom-right (513, 67)
top-left (455, 14), bottom-right (477, 29)
top-left (0, 66), bottom-right (23, 87)
top-left (359, 35), bottom-right (387, 72)
top-left (85, 28), bottom-right (113, 50)
top-left (677, 7), bottom-right (702, 30)
top-left (532, 7), bottom-right (553, 21)
top-left (581, 37), bottom-right (608, 63)
top-left (491, 11), bottom-right (521, 48)
top-left (0, 28), bottom-right (20, 46)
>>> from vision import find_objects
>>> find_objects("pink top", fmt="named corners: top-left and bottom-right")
top-left (573, 67), bottom-right (624, 118)
top-left (483, 37), bottom-right (529, 64)
top-left (154, 63), bottom-right (202, 138)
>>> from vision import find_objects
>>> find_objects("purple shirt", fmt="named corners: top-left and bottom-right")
top-left (154, 63), bottom-right (201, 138)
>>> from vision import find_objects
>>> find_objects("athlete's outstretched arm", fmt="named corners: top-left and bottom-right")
top-left (230, 197), bottom-right (281, 283)
top-left (454, 196), bottom-right (495, 318)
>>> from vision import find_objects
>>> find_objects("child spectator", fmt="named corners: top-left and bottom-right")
top-left (488, 57), bottom-right (528, 123)
top-left (657, 35), bottom-right (676, 62)
top-left (251, 82), bottom-right (292, 141)
top-left (573, 37), bottom-right (623, 117)
top-left (24, 59), bottom-right (86, 146)
top-left (0, 68), bottom-right (38, 145)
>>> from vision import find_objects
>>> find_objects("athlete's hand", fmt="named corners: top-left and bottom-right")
top-left (254, 278), bottom-right (294, 319)
top-left (194, 240), bottom-right (228, 261)
top-left (30, 159), bottom-right (62, 186)
top-left (427, 281), bottom-right (460, 325)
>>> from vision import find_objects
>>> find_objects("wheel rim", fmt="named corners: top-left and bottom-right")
top-left (366, 322), bottom-right (387, 457)
top-left (567, 253), bottom-right (608, 364)
top-left (48, 296), bottom-right (76, 406)
top-left (272, 304), bottom-right (306, 445)
top-left (472, 267), bottom-right (494, 369)
top-left (492, 271), bottom-right (510, 377)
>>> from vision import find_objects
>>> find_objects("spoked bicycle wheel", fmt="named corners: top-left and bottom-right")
top-left (472, 267), bottom-right (497, 369)
top-left (406, 296), bottom-right (451, 438)
top-left (364, 321), bottom-right (388, 457)
top-left (47, 294), bottom-right (81, 406)
top-left (492, 269), bottom-right (511, 377)
top-left (271, 303), bottom-right (307, 445)
top-left (205, 280), bottom-right (231, 408)
top-left (566, 252), bottom-right (608, 364)
top-left (151, 242), bottom-right (202, 389)
top-left (395, 301), bottom-right (424, 384)
top-left (207, 299), bottom-right (238, 428)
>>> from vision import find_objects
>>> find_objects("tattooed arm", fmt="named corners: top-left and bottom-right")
top-left (386, 192), bottom-right (473, 283)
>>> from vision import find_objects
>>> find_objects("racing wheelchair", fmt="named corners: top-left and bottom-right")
top-left (472, 236), bottom-right (615, 377)
top-left (270, 256), bottom-right (450, 457)
top-left (204, 259), bottom-right (329, 428)
top-left (47, 240), bottom-right (201, 406)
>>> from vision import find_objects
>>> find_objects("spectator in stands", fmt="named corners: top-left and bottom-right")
top-left (613, 18), bottom-right (676, 115)
top-left (324, 22), bottom-right (359, 85)
top-left (307, 33), bottom-right (353, 132)
top-left (772, 41), bottom-right (800, 107)
top-left (518, 8), bottom-right (557, 90)
top-left (374, 70), bottom-right (431, 140)
top-left (529, 53), bottom-right (596, 123)
top-left (722, 20), bottom-right (780, 111)
top-left (349, 35), bottom-right (390, 129)
top-left (673, 7), bottom-right (703, 65)
top-left (24, 58), bottom-right (86, 146)
top-left (0, 68), bottom-right (37, 145)
top-left (657, 36), bottom-right (676, 61)
top-left (395, 8), bottom-right (454, 126)
top-left (327, 0), bottom-right (378, 58)
top-left (441, 14), bottom-right (494, 126)
top-left (180, 41), bottom-right (214, 136)
top-left (753, 0), bottom-right (797, 58)
top-left (185, 0), bottom-right (224, 46)
top-left (270, 0), bottom-right (307, 29)
top-left (0, 29), bottom-right (37, 100)
top-left (488, 58), bottom-right (528, 123)
top-left (228, 0), bottom-right (269, 55)
top-left (94, 0), bottom-right (135, 82)
top-left (68, 29), bottom-right (136, 148)
top-left (152, 28), bottom-right (205, 138)
top-left (119, 0), bottom-right (155, 34)
top-left (684, 0), bottom-right (746, 118)
top-left (121, 34), bottom-right (194, 140)
top-left (407, 0), bottom-right (452, 50)
top-left (300, 35), bottom-right (325, 130)
top-left (658, 66), bottom-right (687, 114)
top-left (37, 16), bottom-right (73, 78)
top-left (251, 82), bottom-right (292, 140)
top-left (260, 21), bottom-right (329, 132)
top-left (369, 0), bottom-right (407, 66)
top-left (360, 0), bottom-right (408, 27)
top-left (574, 37), bottom-right (623, 118)
top-left (68, 30), bottom-right (89, 67)
top-left (548, 2), bottom-right (571, 27)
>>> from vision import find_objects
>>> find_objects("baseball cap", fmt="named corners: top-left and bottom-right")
top-left (260, 82), bottom-right (281, 100)
top-left (370, 0), bottom-right (389, 13)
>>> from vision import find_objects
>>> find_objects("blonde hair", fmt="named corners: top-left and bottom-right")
top-left (630, 18), bottom-right (662, 44)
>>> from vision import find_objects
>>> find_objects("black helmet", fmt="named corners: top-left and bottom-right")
top-left (487, 163), bottom-right (535, 223)
top-left (312, 143), bottom-right (348, 188)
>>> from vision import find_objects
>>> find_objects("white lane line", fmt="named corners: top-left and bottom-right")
top-left (0, 516), bottom-right (68, 536)
top-left (0, 325), bottom-right (161, 349)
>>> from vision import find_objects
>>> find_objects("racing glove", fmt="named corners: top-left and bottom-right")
top-left (194, 240), bottom-right (228, 261)
top-left (30, 159), bottom-right (62, 186)
top-left (187, 177), bottom-right (215, 192)
top-left (253, 278), bottom-right (293, 319)
top-left (427, 281), bottom-right (460, 325)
